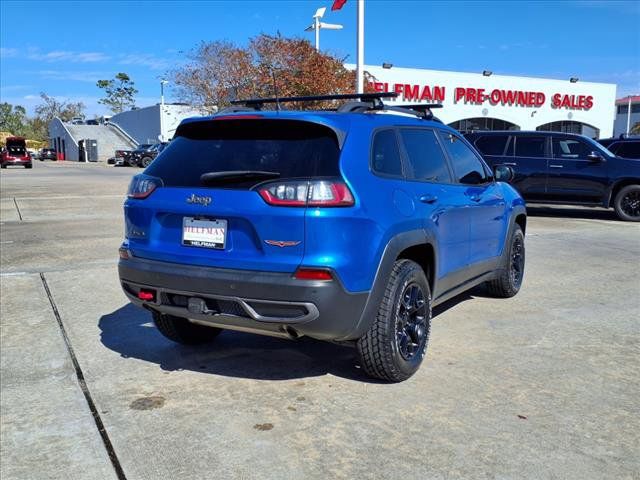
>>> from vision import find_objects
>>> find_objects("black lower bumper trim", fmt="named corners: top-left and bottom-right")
top-left (118, 256), bottom-right (369, 341)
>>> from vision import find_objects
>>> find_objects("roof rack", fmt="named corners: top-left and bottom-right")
top-left (224, 92), bottom-right (443, 121)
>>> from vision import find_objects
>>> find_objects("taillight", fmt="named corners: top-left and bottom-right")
top-left (258, 180), bottom-right (354, 207)
top-left (294, 268), bottom-right (333, 281)
top-left (127, 174), bottom-right (163, 199)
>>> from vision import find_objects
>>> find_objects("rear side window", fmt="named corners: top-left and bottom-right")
top-left (614, 142), bottom-right (640, 159)
top-left (474, 135), bottom-right (510, 156)
top-left (515, 136), bottom-right (547, 158)
top-left (440, 132), bottom-right (489, 185)
top-left (552, 138), bottom-right (592, 158)
top-left (146, 119), bottom-right (340, 188)
top-left (399, 129), bottom-right (452, 183)
top-left (371, 129), bottom-right (403, 176)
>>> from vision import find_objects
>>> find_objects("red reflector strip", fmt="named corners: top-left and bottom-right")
top-left (137, 290), bottom-right (155, 301)
top-left (294, 268), bottom-right (333, 281)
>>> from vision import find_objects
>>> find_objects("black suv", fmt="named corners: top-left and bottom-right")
top-left (465, 131), bottom-right (640, 221)
top-left (39, 148), bottom-right (57, 161)
top-left (131, 142), bottom-right (168, 168)
top-left (597, 136), bottom-right (640, 159)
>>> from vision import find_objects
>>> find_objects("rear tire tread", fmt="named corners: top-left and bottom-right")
top-left (357, 259), bottom-right (430, 382)
top-left (152, 311), bottom-right (221, 345)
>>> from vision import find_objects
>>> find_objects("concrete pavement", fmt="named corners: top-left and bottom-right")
top-left (1, 161), bottom-right (639, 479)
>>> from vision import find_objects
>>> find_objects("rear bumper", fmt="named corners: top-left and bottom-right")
top-left (118, 256), bottom-right (369, 341)
top-left (2, 158), bottom-right (31, 164)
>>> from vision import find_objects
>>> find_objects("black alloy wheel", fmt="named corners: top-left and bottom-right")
top-left (357, 259), bottom-right (432, 382)
top-left (621, 191), bottom-right (640, 217)
top-left (509, 233), bottom-right (525, 289)
top-left (395, 283), bottom-right (429, 361)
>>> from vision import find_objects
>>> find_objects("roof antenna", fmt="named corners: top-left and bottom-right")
top-left (270, 68), bottom-right (281, 112)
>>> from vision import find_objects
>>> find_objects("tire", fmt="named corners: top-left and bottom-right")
top-left (357, 259), bottom-right (431, 382)
top-left (1, 164), bottom-right (6, 169)
top-left (486, 224), bottom-right (525, 298)
top-left (151, 311), bottom-right (222, 345)
top-left (141, 156), bottom-right (153, 168)
top-left (25, 164), bottom-right (32, 169)
top-left (613, 185), bottom-right (640, 222)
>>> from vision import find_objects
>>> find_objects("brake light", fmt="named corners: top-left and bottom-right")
top-left (258, 180), bottom-right (354, 207)
top-left (213, 115), bottom-right (264, 121)
top-left (127, 174), bottom-right (163, 199)
top-left (294, 268), bottom-right (333, 281)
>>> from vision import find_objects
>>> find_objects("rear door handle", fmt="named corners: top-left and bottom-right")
top-left (549, 165), bottom-right (563, 168)
top-left (419, 194), bottom-right (438, 204)
top-left (502, 162), bottom-right (517, 166)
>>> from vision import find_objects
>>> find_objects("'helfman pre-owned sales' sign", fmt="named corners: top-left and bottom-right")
top-left (370, 81), bottom-right (594, 110)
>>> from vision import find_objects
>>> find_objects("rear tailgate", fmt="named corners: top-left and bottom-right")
top-left (124, 117), bottom-right (342, 273)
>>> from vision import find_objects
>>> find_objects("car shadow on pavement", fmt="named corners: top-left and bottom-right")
top-left (526, 205), bottom-right (621, 222)
top-left (99, 293), bottom-right (475, 383)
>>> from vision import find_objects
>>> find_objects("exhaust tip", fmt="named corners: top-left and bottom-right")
top-left (280, 325), bottom-right (302, 339)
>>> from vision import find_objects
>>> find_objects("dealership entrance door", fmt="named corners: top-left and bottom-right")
top-left (449, 117), bottom-right (520, 133)
top-left (536, 121), bottom-right (599, 139)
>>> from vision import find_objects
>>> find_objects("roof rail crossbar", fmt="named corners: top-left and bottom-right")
top-left (231, 92), bottom-right (398, 110)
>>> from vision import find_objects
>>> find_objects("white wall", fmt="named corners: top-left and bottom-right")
top-left (352, 65), bottom-right (617, 137)
top-left (110, 104), bottom-right (202, 145)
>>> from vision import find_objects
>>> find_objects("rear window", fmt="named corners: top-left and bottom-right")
top-left (146, 119), bottom-right (340, 188)
top-left (474, 135), bottom-right (510, 156)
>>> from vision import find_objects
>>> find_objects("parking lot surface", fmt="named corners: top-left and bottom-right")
top-left (1, 162), bottom-right (639, 480)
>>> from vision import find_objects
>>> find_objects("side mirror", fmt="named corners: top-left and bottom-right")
top-left (587, 151), bottom-right (604, 162)
top-left (494, 165), bottom-right (515, 183)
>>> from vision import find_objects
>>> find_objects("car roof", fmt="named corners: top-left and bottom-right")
top-left (464, 130), bottom-right (602, 142)
top-left (179, 110), bottom-right (456, 140)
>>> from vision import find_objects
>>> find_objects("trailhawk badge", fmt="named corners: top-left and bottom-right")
top-left (186, 194), bottom-right (212, 206)
top-left (265, 240), bottom-right (301, 248)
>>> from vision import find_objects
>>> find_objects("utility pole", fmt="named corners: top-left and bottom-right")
top-left (159, 79), bottom-right (168, 142)
top-left (626, 96), bottom-right (632, 135)
top-left (356, 0), bottom-right (364, 93)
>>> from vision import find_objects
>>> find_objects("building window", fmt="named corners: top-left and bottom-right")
top-left (448, 117), bottom-right (520, 133)
top-left (536, 121), bottom-right (599, 139)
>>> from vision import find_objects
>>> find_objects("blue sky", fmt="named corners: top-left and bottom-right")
top-left (1, 0), bottom-right (638, 117)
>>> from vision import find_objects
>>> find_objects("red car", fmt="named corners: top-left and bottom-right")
top-left (1, 137), bottom-right (32, 169)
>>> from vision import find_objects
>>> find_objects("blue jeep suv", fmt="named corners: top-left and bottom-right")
top-left (118, 93), bottom-right (527, 382)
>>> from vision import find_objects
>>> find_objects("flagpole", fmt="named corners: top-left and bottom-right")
top-left (356, 0), bottom-right (364, 93)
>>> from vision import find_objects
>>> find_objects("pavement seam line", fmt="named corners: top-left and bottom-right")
top-left (13, 197), bottom-right (23, 221)
top-left (39, 272), bottom-right (127, 480)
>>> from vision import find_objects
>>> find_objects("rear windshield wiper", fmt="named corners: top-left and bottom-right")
top-left (200, 170), bottom-right (281, 186)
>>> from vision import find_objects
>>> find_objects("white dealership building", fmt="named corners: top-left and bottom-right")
top-left (360, 65), bottom-right (617, 138)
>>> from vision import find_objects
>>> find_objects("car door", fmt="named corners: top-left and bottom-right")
top-left (546, 136), bottom-right (609, 202)
top-left (511, 135), bottom-right (550, 200)
top-left (439, 131), bottom-right (507, 267)
top-left (395, 128), bottom-right (471, 290)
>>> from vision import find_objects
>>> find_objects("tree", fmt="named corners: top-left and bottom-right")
top-left (34, 93), bottom-right (85, 123)
top-left (171, 34), bottom-right (369, 112)
top-left (0, 103), bottom-right (28, 135)
top-left (96, 73), bottom-right (138, 114)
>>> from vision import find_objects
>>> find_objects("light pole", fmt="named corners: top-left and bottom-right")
top-left (356, 0), bottom-right (364, 93)
top-left (159, 79), bottom-right (168, 142)
top-left (305, 7), bottom-right (343, 51)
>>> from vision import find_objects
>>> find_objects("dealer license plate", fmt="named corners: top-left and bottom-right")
top-left (182, 217), bottom-right (227, 249)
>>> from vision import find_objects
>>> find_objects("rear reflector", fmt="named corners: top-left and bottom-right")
top-left (294, 268), bottom-right (333, 281)
top-left (118, 247), bottom-right (131, 260)
top-left (137, 289), bottom-right (155, 301)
